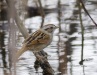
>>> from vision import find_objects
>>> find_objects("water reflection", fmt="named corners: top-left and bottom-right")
top-left (0, 30), bottom-right (9, 75)
top-left (1, 0), bottom-right (97, 75)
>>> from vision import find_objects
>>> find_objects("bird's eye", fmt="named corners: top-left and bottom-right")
top-left (50, 27), bottom-right (53, 29)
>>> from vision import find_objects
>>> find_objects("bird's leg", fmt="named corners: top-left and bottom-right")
top-left (33, 51), bottom-right (47, 61)
top-left (40, 51), bottom-right (48, 58)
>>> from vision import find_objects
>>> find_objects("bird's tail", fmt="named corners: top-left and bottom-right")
top-left (15, 45), bottom-right (27, 61)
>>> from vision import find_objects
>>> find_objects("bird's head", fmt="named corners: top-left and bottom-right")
top-left (42, 24), bottom-right (58, 33)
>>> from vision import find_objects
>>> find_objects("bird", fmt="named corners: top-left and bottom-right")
top-left (15, 24), bottom-right (58, 60)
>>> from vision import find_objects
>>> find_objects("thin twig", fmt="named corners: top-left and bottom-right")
top-left (37, 0), bottom-right (45, 28)
top-left (78, 1), bottom-right (84, 65)
top-left (79, 0), bottom-right (97, 27)
top-left (58, 0), bottom-right (61, 31)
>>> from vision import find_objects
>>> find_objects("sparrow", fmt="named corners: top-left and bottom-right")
top-left (15, 24), bottom-right (58, 60)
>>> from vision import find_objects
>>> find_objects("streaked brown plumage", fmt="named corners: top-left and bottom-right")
top-left (16, 24), bottom-right (58, 60)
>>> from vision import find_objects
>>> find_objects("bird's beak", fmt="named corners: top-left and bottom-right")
top-left (55, 26), bottom-right (59, 29)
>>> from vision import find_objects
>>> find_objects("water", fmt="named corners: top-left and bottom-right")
top-left (1, 0), bottom-right (97, 75)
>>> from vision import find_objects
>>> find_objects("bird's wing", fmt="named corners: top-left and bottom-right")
top-left (23, 30), bottom-right (50, 46)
